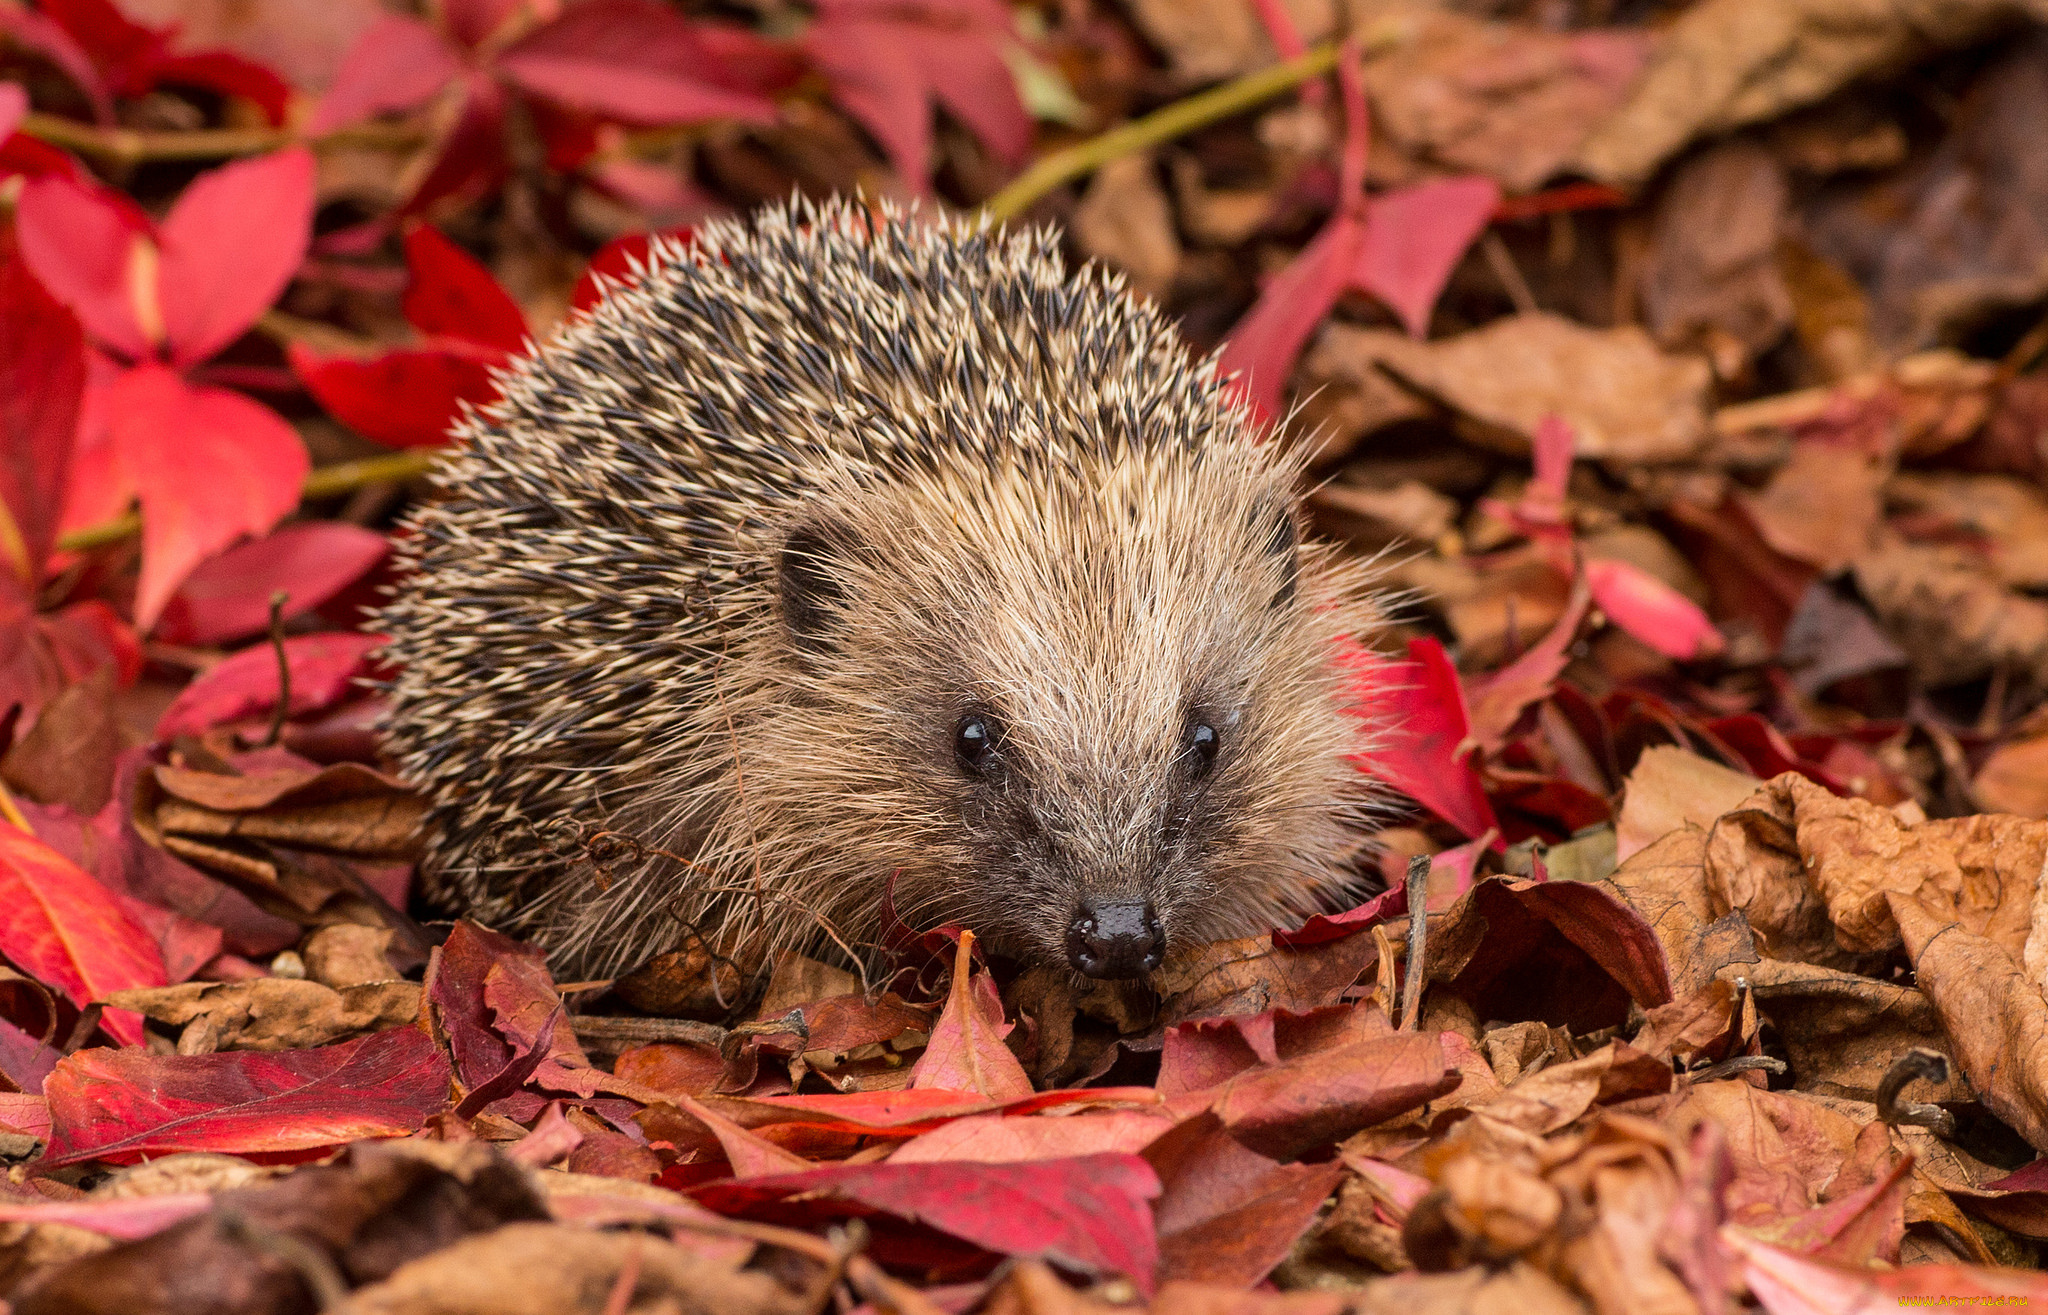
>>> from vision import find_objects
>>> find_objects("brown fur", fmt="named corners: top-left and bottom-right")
top-left (377, 198), bottom-right (1385, 981)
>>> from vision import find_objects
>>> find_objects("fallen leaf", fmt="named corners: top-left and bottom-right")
top-left (1144, 1112), bottom-right (1344, 1287)
top-left (0, 823), bottom-right (164, 1046)
top-left (908, 931), bottom-right (1033, 1102)
top-left (155, 631), bottom-right (382, 740)
top-left (39, 1025), bottom-right (451, 1165)
top-left (1318, 312), bottom-right (1712, 461)
top-left (693, 1153), bottom-right (1163, 1289)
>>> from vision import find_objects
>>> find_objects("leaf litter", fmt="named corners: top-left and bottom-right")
top-left (10, 0), bottom-right (2048, 1309)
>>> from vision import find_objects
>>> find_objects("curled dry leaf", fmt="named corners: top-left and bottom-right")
top-left (103, 978), bottom-right (420, 1053)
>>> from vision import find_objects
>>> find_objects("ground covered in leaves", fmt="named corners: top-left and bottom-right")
top-left (9, 0), bottom-right (2048, 1310)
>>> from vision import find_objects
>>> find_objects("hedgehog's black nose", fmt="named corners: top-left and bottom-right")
top-left (1067, 900), bottom-right (1164, 978)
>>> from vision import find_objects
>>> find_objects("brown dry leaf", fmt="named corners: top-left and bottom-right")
top-left (1542, 1117), bottom-right (1700, 1315)
top-left (1, 668), bottom-right (121, 815)
top-left (1291, 329), bottom-right (1436, 465)
top-left (1315, 314), bottom-right (1712, 463)
top-left (1742, 958), bottom-right (1963, 1104)
top-left (1151, 932), bottom-right (1378, 1026)
top-left (1399, 543), bottom-right (1572, 668)
top-left (1640, 141), bottom-right (1793, 376)
top-left (1854, 539), bottom-right (2048, 687)
top-left (1704, 771), bottom-right (2048, 965)
top-left (1976, 735), bottom-right (2048, 817)
top-left (1616, 746), bottom-right (1760, 865)
top-left (301, 924), bottom-right (400, 989)
top-left (1070, 154), bottom-right (1181, 303)
top-left (1358, 11), bottom-right (1654, 193)
top-left (1807, 34), bottom-right (2048, 351)
top-left (143, 763), bottom-right (425, 860)
top-left (1308, 479), bottom-right (1459, 555)
top-left (1737, 441), bottom-right (1886, 573)
top-left (1887, 472), bottom-right (2048, 589)
top-left (329, 1220), bottom-right (799, 1315)
top-left (103, 978), bottom-right (422, 1052)
top-left (1478, 1042), bottom-right (1673, 1136)
top-left (1573, 0), bottom-right (2039, 188)
top-left (1672, 1082), bottom-right (1861, 1230)
top-left (1891, 888), bottom-right (2048, 1150)
top-left (1604, 827), bottom-right (1759, 1001)
top-left (1119, 0), bottom-right (1333, 83)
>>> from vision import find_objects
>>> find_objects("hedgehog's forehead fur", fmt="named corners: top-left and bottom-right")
top-left (379, 197), bottom-right (1385, 982)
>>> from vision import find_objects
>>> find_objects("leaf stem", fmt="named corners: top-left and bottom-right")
top-left (18, 112), bottom-right (425, 164)
top-left (54, 449), bottom-right (443, 555)
top-left (982, 37), bottom-right (1383, 222)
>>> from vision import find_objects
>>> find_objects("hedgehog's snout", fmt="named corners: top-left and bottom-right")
top-left (1066, 898), bottom-right (1164, 978)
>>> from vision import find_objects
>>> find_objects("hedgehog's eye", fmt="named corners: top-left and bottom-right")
top-left (955, 715), bottom-right (1001, 775)
top-left (1185, 721), bottom-right (1220, 778)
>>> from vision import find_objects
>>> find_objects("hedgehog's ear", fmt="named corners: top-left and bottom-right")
top-left (1259, 502), bottom-right (1300, 609)
top-left (779, 516), bottom-right (858, 653)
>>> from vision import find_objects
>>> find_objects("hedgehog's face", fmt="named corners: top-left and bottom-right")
top-left (751, 445), bottom-right (1378, 980)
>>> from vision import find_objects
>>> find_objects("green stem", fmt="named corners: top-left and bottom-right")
top-left (54, 449), bottom-right (443, 555)
top-left (982, 40), bottom-right (1353, 222)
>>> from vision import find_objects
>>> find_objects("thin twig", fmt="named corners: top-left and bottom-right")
top-left (1877, 1048), bottom-right (1958, 1138)
top-left (1399, 853), bottom-right (1429, 1031)
top-left (55, 449), bottom-right (441, 555)
top-left (261, 590), bottom-right (292, 748)
top-left (983, 37), bottom-right (1402, 222)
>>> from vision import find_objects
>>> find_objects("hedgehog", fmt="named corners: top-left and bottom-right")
top-left (377, 197), bottom-right (1386, 985)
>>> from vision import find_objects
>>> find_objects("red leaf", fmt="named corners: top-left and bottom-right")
top-left (692, 1154), bottom-right (1162, 1290)
top-left (1354, 175), bottom-right (1501, 338)
top-left (14, 173), bottom-right (152, 360)
top-left (288, 342), bottom-right (497, 450)
top-left (1464, 568), bottom-right (1592, 753)
top-left (38, 0), bottom-right (160, 89)
top-left (906, 930), bottom-right (1032, 1101)
top-left (155, 631), bottom-right (382, 740)
top-left (1216, 219), bottom-right (1357, 426)
top-left (1729, 1233), bottom-right (2048, 1312)
top-left (401, 225), bottom-right (527, 352)
top-left (308, 15), bottom-right (463, 135)
top-left (0, 130), bottom-right (86, 184)
top-left (1145, 1113), bottom-right (1344, 1287)
top-left (1176, 1031), bottom-right (1460, 1161)
top-left (570, 227), bottom-right (692, 312)
top-left (497, 0), bottom-right (777, 128)
top-left (0, 6), bottom-right (111, 121)
top-left (444, 0), bottom-right (523, 50)
top-left (0, 593), bottom-right (142, 730)
top-left (688, 1086), bottom-right (1165, 1138)
top-left (1273, 830), bottom-right (1493, 946)
top-left (805, 0), bottom-right (1025, 191)
top-left (397, 75), bottom-right (510, 219)
top-left (154, 522), bottom-right (390, 646)
top-left (0, 822), bottom-right (165, 1046)
top-left (1586, 557), bottom-right (1723, 660)
top-left (0, 250), bottom-right (87, 583)
top-left (150, 50), bottom-right (292, 126)
top-left (105, 365), bottom-right (308, 629)
top-left (0, 82), bottom-right (23, 139)
top-left (888, 1110), bottom-right (1175, 1164)
top-left (38, 1026), bottom-right (451, 1166)
top-left (156, 147), bottom-right (314, 368)
top-left (1347, 637), bottom-right (1500, 840)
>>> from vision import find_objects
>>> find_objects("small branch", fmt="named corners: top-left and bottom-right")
top-left (54, 450), bottom-right (442, 556)
top-left (261, 591), bottom-right (292, 748)
top-left (1399, 853), bottom-right (1428, 1031)
top-left (18, 112), bottom-right (424, 164)
top-left (983, 36), bottom-right (1400, 222)
top-left (1877, 1048), bottom-right (1958, 1137)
